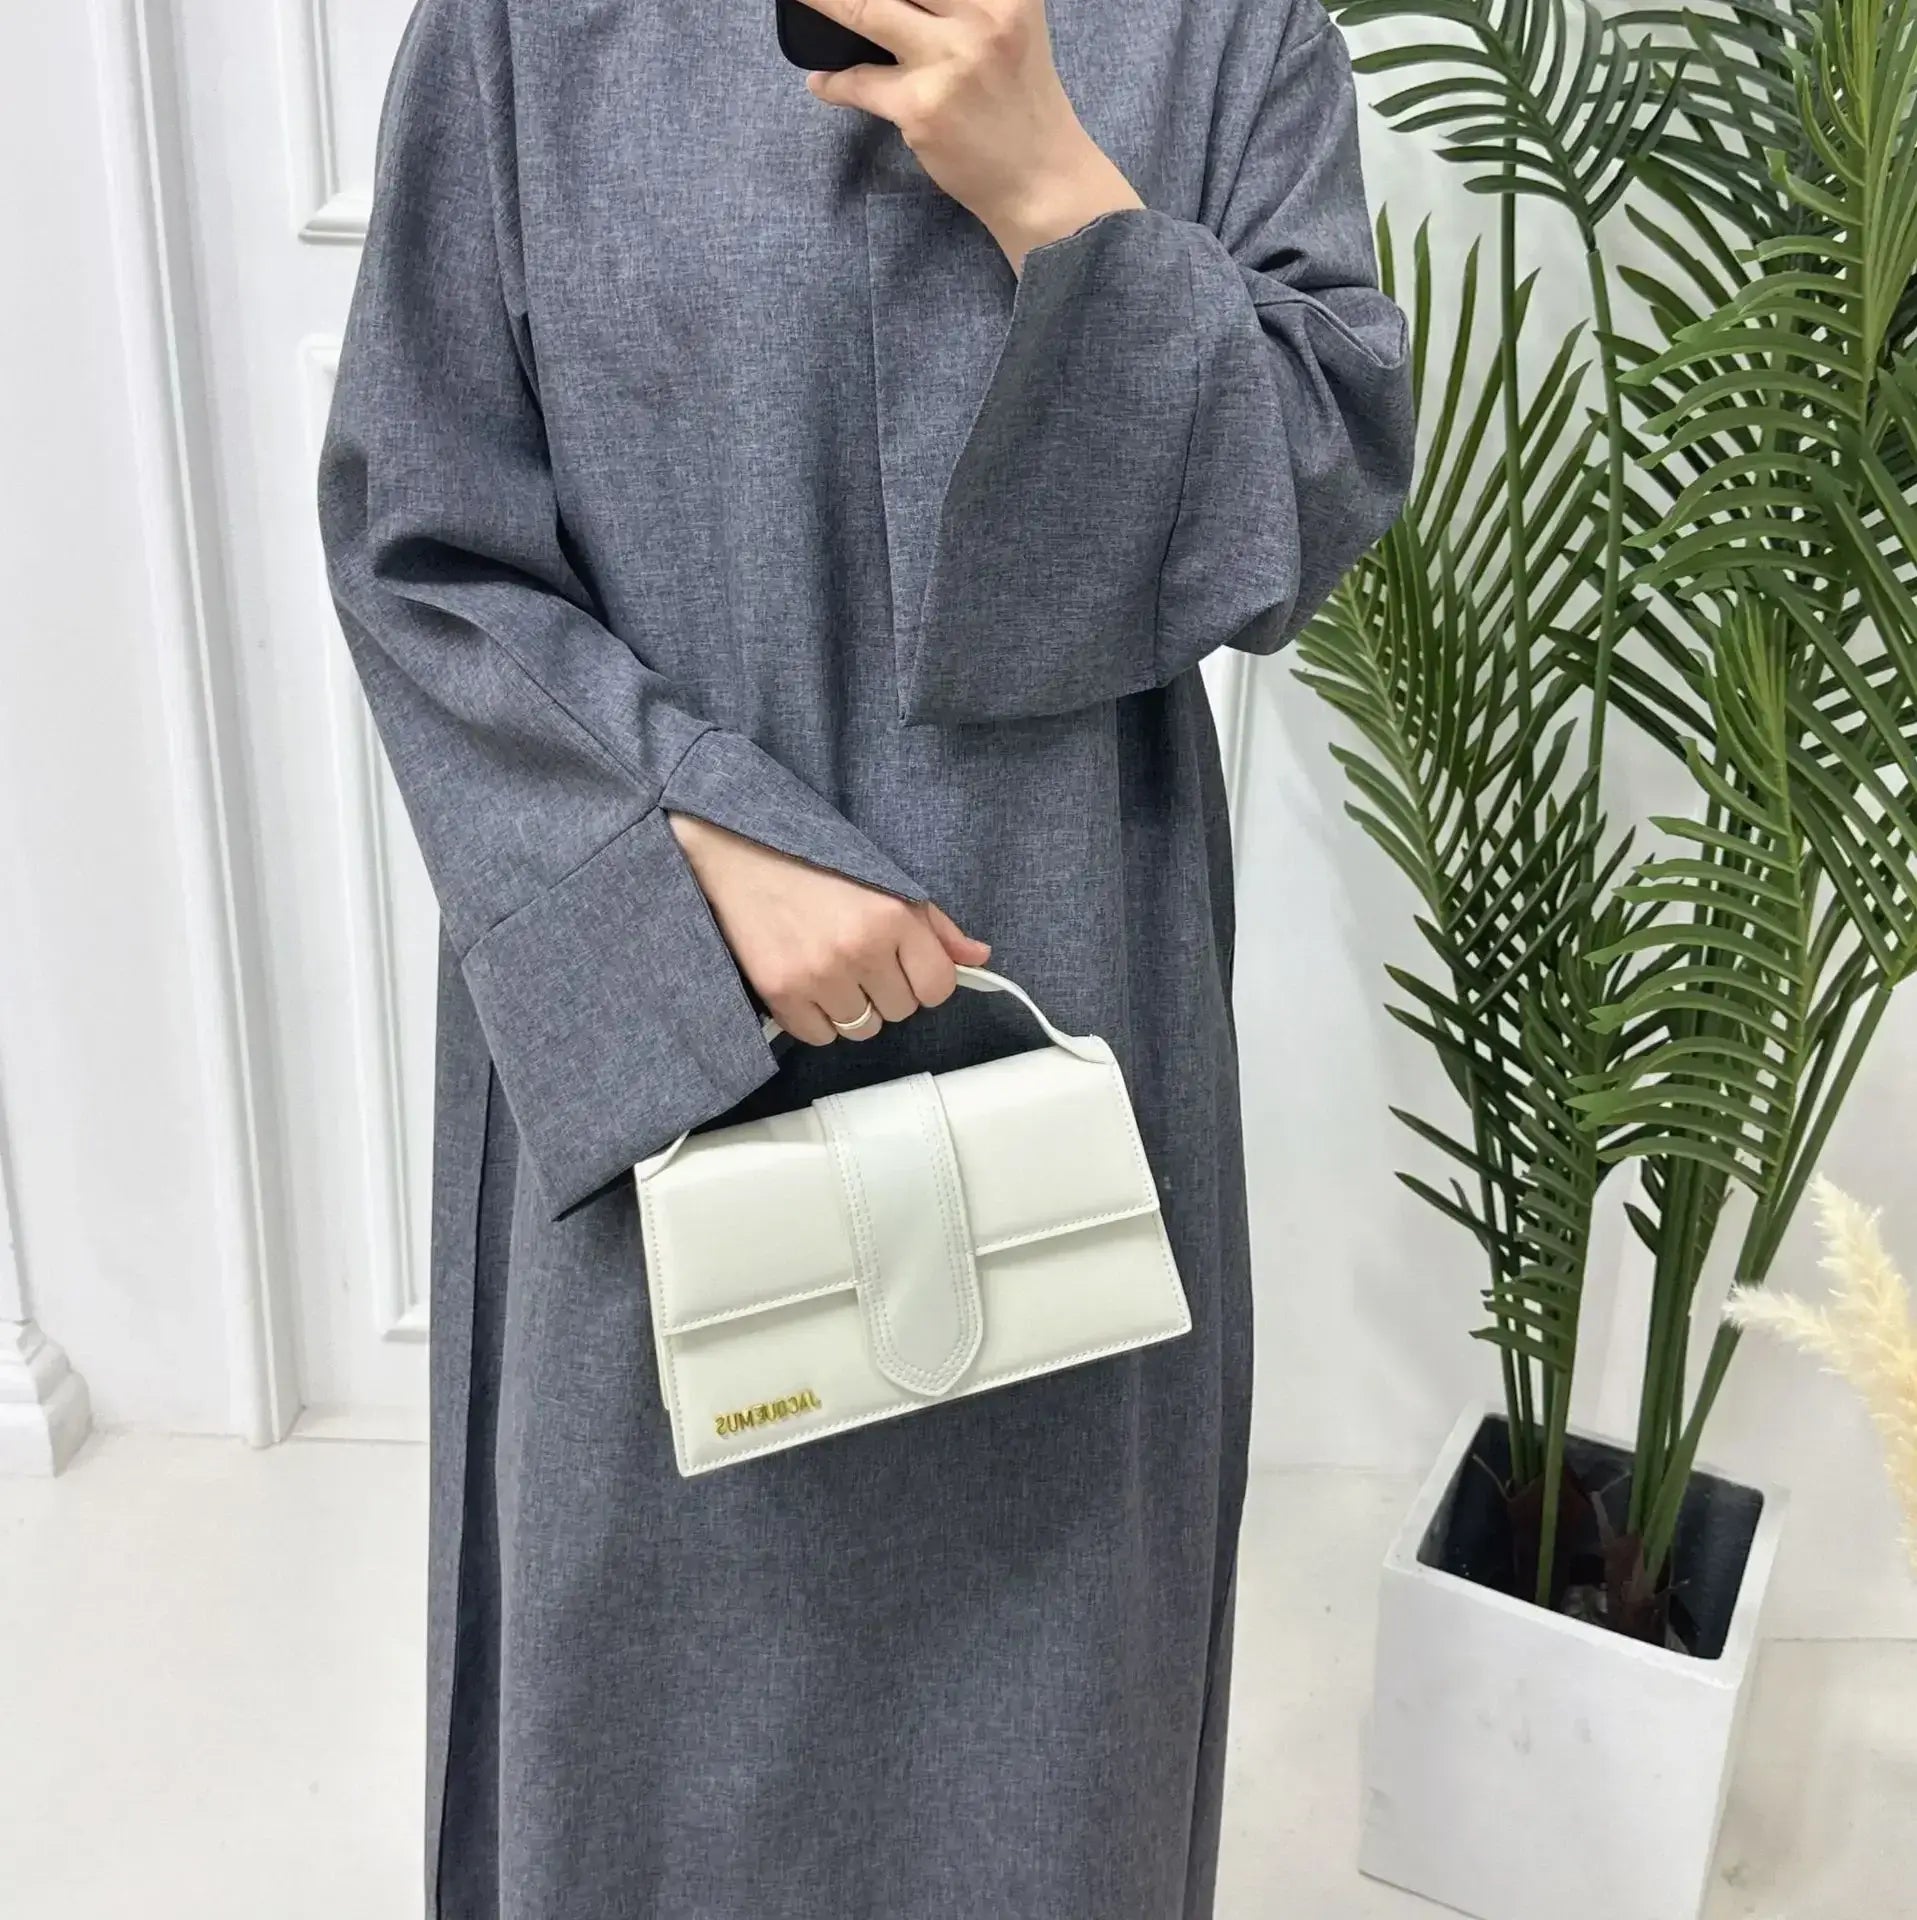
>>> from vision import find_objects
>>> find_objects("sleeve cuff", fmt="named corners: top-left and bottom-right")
top-left (659, 728), bottom-right (928, 905)
top-left (458, 805), bottom-right (779, 1219)
top-left (903, 207), bottom-right (1204, 725)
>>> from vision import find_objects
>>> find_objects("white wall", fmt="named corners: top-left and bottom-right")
top-left (0, 1), bottom-right (235, 1433)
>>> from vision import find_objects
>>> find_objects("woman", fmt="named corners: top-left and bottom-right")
top-left (318, 0), bottom-right (1413, 1913)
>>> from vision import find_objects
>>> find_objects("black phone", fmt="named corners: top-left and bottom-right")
top-left (775, 0), bottom-right (895, 71)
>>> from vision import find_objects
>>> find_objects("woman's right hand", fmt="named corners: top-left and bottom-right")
top-left (668, 813), bottom-right (991, 1046)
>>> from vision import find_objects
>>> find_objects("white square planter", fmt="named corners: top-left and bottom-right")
top-left (1359, 1404), bottom-right (1787, 1920)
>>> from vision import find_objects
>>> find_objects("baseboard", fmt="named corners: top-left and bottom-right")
top-left (291, 1403), bottom-right (428, 1446)
top-left (0, 1319), bottom-right (92, 1475)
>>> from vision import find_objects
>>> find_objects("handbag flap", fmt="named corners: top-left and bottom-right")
top-left (640, 1040), bottom-right (1158, 1336)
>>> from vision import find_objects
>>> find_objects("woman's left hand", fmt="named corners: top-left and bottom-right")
top-left (799, 0), bottom-right (1144, 273)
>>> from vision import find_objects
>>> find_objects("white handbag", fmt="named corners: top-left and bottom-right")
top-left (633, 967), bottom-right (1190, 1476)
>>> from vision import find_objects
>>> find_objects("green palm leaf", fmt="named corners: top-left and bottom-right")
top-left (1298, 212), bottom-right (1624, 1501)
top-left (1624, 0), bottom-right (1917, 599)
top-left (1333, 0), bottom-right (1688, 235)
top-left (1577, 601), bottom-right (1817, 1192)
top-left (1620, 0), bottom-right (1822, 242)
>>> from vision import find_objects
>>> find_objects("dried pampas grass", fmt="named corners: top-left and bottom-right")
top-left (1724, 1176), bottom-right (1917, 1578)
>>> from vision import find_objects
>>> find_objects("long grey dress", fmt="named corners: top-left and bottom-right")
top-left (317, 0), bottom-right (1413, 1913)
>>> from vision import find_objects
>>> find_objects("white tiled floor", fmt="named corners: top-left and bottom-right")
top-left (1, 1433), bottom-right (1912, 1917)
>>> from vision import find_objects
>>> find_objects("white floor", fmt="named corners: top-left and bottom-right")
top-left (2, 1435), bottom-right (1912, 1918)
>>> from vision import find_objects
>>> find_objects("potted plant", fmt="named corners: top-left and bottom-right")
top-left (1295, 0), bottom-right (1917, 1912)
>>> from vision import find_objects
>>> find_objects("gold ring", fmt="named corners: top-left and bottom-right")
top-left (830, 997), bottom-right (881, 1036)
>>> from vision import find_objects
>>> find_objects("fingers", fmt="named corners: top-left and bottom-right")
top-left (861, 950), bottom-right (922, 1027)
top-left (805, 63), bottom-right (911, 118)
top-left (926, 901), bottom-right (993, 965)
top-left (797, 0), bottom-right (941, 60)
top-left (815, 962), bottom-right (902, 1046)
top-left (772, 997), bottom-right (842, 1048)
top-left (768, 900), bottom-right (990, 1048)
top-left (816, 941), bottom-right (918, 1045)
top-left (898, 912), bottom-right (960, 1011)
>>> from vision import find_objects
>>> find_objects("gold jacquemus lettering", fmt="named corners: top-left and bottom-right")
top-left (715, 1388), bottom-right (823, 1437)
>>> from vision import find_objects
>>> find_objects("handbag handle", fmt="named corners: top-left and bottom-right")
top-left (762, 965), bottom-right (1101, 1056)
top-left (633, 965), bottom-right (1105, 1182)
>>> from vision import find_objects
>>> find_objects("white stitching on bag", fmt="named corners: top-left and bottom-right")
top-left (654, 1193), bottom-right (1164, 1335)
top-left (820, 1091), bottom-right (926, 1396)
top-left (974, 1199), bottom-right (1157, 1256)
top-left (826, 1079), bottom-right (980, 1398)
top-left (666, 1274), bottom-right (857, 1333)
top-left (912, 1075), bottom-right (982, 1390)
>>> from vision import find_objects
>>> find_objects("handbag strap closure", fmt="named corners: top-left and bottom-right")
top-left (815, 1073), bottom-right (983, 1398)
top-left (633, 965), bottom-right (1105, 1182)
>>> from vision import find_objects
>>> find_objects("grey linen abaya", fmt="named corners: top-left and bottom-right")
top-left (316, 0), bottom-right (1414, 1913)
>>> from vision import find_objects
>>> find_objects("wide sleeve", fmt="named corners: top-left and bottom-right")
top-left (317, 0), bottom-right (925, 1218)
top-left (898, 0), bottom-right (1415, 726)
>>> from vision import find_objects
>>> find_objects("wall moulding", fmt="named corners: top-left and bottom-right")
top-left (302, 336), bottom-right (428, 1346)
top-left (86, 0), bottom-right (298, 1442)
top-left (0, 1108), bottom-right (91, 1476)
top-left (280, 0), bottom-right (373, 244)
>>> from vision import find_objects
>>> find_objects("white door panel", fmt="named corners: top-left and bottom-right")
top-left (174, 0), bottom-right (430, 1432)
top-left (282, 0), bottom-right (413, 241)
